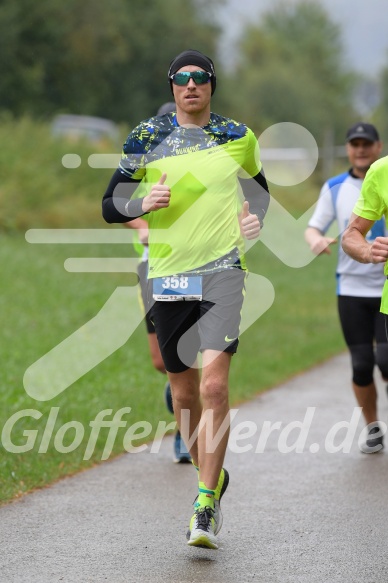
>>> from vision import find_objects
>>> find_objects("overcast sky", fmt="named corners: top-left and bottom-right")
top-left (218, 0), bottom-right (388, 78)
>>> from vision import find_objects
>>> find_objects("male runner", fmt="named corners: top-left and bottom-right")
top-left (102, 49), bottom-right (270, 548)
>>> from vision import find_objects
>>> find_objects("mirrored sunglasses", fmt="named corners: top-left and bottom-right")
top-left (170, 71), bottom-right (212, 86)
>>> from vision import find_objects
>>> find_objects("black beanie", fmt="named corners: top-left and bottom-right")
top-left (168, 49), bottom-right (216, 95)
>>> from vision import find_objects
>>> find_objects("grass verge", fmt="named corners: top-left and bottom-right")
top-left (0, 232), bottom-right (345, 504)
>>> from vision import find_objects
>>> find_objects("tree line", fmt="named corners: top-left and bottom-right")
top-left (1, 0), bottom-right (387, 145)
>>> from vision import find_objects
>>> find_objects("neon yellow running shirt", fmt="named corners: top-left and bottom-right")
top-left (354, 155), bottom-right (388, 313)
top-left (119, 113), bottom-right (262, 278)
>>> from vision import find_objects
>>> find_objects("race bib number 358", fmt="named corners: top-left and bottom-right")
top-left (153, 275), bottom-right (202, 301)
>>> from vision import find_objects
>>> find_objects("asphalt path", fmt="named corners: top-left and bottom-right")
top-left (1, 352), bottom-right (388, 583)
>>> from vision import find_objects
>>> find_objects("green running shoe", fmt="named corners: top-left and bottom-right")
top-left (187, 468), bottom-right (229, 538)
top-left (213, 468), bottom-right (229, 535)
top-left (187, 506), bottom-right (218, 549)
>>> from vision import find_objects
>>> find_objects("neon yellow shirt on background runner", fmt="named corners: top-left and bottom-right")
top-left (354, 155), bottom-right (388, 314)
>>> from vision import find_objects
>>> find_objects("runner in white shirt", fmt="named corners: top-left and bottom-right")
top-left (305, 122), bottom-right (388, 453)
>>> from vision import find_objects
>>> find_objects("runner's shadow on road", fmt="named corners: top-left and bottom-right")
top-left (186, 550), bottom-right (218, 563)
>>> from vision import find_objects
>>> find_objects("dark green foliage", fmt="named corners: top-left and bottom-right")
top-left (225, 1), bottom-right (358, 144)
top-left (373, 65), bottom-right (388, 144)
top-left (0, 0), bottom-right (222, 123)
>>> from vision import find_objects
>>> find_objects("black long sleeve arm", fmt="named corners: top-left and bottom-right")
top-left (103, 167), bottom-right (270, 225)
top-left (238, 170), bottom-right (270, 226)
top-left (102, 169), bottom-right (146, 223)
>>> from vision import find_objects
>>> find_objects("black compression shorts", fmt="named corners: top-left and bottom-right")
top-left (337, 295), bottom-right (387, 347)
top-left (338, 295), bottom-right (388, 385)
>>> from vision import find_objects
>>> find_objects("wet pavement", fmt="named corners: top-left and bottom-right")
top-left (1, 352), bottom-right (388, 583)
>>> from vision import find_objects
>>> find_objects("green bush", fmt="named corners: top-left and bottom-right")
top-left (0, 115), bottom-right (127, 231)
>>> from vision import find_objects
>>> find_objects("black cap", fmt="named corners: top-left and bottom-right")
top-left (346, 122), bottom-right (380, 143)
top-left (168, 49), bottom-right (216, 95)
top-left (156, 102), bottom-right (176, 116)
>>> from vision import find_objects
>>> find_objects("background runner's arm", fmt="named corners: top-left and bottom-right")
top-left (239, 170), bottom-right (270, 227)
top-left (102, 169), bottom-right (146, 223)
